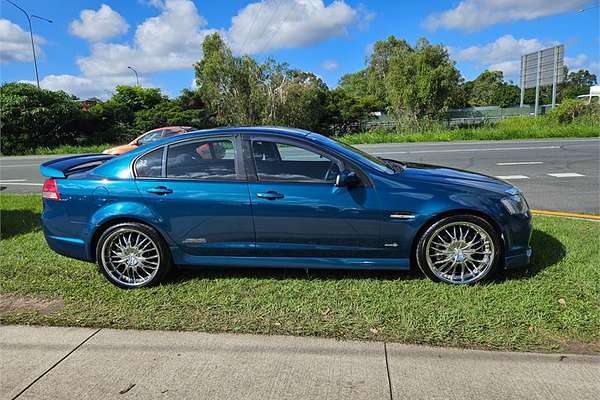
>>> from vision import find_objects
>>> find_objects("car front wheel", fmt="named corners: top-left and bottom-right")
top-left (96, 222), bottom-right (171, 288)
top-left (415, 215), bottom-right (501, 284)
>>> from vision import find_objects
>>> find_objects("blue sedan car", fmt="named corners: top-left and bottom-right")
top-left (40, 127), bottom-right (532, 288)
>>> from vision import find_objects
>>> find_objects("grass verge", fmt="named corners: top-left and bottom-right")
top-left (4, 143), bottom-right (115, 156)
top-left (337, 118), bottom-right (599, 145)
top-left (1, 194), bottom-right (599, 353)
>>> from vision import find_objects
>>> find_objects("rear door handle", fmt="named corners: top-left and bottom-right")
top-left (146, 186), bottom-right (173, 195)
top-left (256, 191), bottom-right (284, 200)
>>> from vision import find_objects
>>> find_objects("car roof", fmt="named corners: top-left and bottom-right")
top-left (168, 126), bottom-right (314, 141)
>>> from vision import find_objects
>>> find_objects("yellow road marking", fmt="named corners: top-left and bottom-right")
top-left (531, 209), bottom-right (600, 220)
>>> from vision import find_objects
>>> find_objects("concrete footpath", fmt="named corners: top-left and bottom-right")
top-left (1, 325), bottom-right (598, 400)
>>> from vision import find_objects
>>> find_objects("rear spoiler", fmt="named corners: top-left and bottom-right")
top-left (40, 154), bottom-right (115, 178)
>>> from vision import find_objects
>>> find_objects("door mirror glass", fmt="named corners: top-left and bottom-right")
top-left (335, 170), bottom-right (361, 187)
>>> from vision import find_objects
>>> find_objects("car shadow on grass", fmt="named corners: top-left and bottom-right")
top-left (167, 265), bottom-right (422, 285)
top-left (499, 228), bottom-right (566, 282)
top-left (166, 228), bottom-right (565, 285)
top-left (0, 209), bottom-right (41, 240)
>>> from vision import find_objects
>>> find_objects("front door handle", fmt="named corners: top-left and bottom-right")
top-left (256, 191), bottom-right (284, 200)
top-left (146, 186), bottom-right (173, 195)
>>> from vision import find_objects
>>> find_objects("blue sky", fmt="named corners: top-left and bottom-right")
top-left (1, 0), bottom-right (598, 99)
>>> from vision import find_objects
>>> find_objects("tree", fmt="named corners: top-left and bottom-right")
top-left (194, 33), bottom-right (263, 126)
top-left (385, 38), bottom-right (463, 121)
top-left (560, 69), bottom-right (597, 100)
top-left (89, 85), bottom-right (169, 141)
top-left (463, 70), bottom-right (520, 107)
top-left (0, 83), bottom-right (89, 154)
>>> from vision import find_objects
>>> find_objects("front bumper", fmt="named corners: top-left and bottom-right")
top-left (504, 247), bottom-right (532, 269)
top-left (501, 210), bottom-right (533, 269)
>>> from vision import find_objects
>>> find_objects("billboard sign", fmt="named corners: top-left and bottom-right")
top-left (519, 45), bottom-right (565, 114)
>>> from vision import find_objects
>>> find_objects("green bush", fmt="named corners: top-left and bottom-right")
top-left (0, 83), bottom-right (92, 155)
top-left (548, 99), bottom-right (600, 124)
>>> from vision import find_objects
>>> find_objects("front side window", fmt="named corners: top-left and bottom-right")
top-left (252, 141), bottom-right (340, 182)
top-left (135, 147), bottom-right (164, 178)
top-left (166, 138), bottom-right (236, 180)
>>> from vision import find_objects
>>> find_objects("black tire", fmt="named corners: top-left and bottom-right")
top-left (96, 222), bottom-right (172, 289)
top-left (415, 214), bottom-right (501, 285)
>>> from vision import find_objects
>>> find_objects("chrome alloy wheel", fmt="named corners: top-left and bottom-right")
top-left (100, 228), bottom-right (160, 287)
top-left (425, 221), bottom-right (495, 284)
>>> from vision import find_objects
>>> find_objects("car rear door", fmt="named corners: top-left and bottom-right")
top-left (134, 134), bottom-right (255, 257)
top-left (243, 135), bottom-right (382, 259)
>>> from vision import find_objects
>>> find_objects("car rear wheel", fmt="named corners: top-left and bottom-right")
top-left (415, 215), bottom-right (501, 284)
top-left (96, 222), bottom-right (171, 288)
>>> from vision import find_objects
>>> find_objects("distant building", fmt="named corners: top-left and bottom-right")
top-left (79, 99), bottom-right (99, 111)
top-left (577, 85), bottom-right (600, 103)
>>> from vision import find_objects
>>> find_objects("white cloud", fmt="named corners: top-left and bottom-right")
top-left (450, 35), bottom-right (547, 65)
top-left (321, 59), bottom-right (339, 71)
top-left (77, 0), bottom-right (215, 77)
top-left (566, 53), bottom-right (600, 75)
top-left (22, 74), bottom-right (139, 99)
top-left (69, 4), bottom-right (129, 42)
top-left (450, 34), bottom-right (599, 80)
top-left (228, 0), bottom-right (369, 54)
top-left (40, 0), bottom-right (214, 98)
top-left (0, 19), bottom-right (46, 63)
top-left (449, 35), bottom-right (551, 78)
top-left (425, 0), bottom-right (588, 32)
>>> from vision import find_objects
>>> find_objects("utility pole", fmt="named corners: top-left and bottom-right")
top-left (5, 0), bottom-right (52, 89)
top-left (128, 66), bottom-right (140, 86)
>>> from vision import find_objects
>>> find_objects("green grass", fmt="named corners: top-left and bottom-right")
top-left (1, 194), bottom-right (599, 352)
top-left (338, 117), bottom-right (600, 145)
top-left (6, 143), bottom-right (115, 156)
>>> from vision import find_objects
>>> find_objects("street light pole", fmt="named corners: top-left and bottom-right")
top-left (5, 0), bottom-right (52, 89)
top-left (128, 66), bottom-right (140, 86)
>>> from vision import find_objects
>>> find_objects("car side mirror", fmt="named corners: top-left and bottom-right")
top-left (335, 170), bottom-right (361, 188)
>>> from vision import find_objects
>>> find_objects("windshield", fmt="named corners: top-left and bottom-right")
top-left (328, 138), bottom-right (396, 174)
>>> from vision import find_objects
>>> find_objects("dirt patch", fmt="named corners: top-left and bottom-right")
top-left (556, 339), bottom-right (600, 354)
top-left (0, 293), bottom-right (64, 315)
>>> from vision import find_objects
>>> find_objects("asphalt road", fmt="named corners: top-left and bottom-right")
top-left (2, 325), bottom-right (599, 400)
top-left (1, 138), bottom-right (598, 214)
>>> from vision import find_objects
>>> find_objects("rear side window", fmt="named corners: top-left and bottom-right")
top-left (166, 139), bottom-right (237, 180)
top-left (135, 147), bottom-right (164, 178)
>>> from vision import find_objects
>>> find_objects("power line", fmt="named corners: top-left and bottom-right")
top-left (259, 0), bottom-right (299, 56)
top-left (250, 0), bottom-right (286, 56)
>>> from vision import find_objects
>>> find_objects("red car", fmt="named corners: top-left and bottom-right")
top-left (103, 126), bottom-right (196, 155)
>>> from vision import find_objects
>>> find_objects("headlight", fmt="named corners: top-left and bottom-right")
top-left (501, 194), bottom-right (529, 215)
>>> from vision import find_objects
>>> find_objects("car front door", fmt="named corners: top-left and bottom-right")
top-left (134, 135), bottom-right (255, 257)
top-left (243, 136), bottom-right (382, 258)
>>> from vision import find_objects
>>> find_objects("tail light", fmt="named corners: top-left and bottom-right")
top-left (42, 178), bottom-right (61, 200)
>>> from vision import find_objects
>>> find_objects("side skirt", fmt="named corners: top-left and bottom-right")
top-left (172, 253), bottom-right (410, 271)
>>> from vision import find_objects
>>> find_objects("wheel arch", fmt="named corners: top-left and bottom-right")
top-left (89, 217), bottom-right (170, 262)
top-left (410, 209), bottom-right (505, 269)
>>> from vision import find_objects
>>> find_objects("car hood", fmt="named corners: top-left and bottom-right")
top-left (398, 162), bottom-right (518, 195)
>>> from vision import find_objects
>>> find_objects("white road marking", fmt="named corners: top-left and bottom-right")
top-left (0, 163), bottom-right (43, 168)
top-left (373, 145), bottom-right (560, 155)
top-left (496, 161), bottom-right (544, 166)
top-left (0, 182), bottom-right (43, 186)
top-left (547, 173), bottom-right (585, 178)
top-left (496, 175), bottom-right (530, 180)
top-left (0, 179), bottom-right (27, 182)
